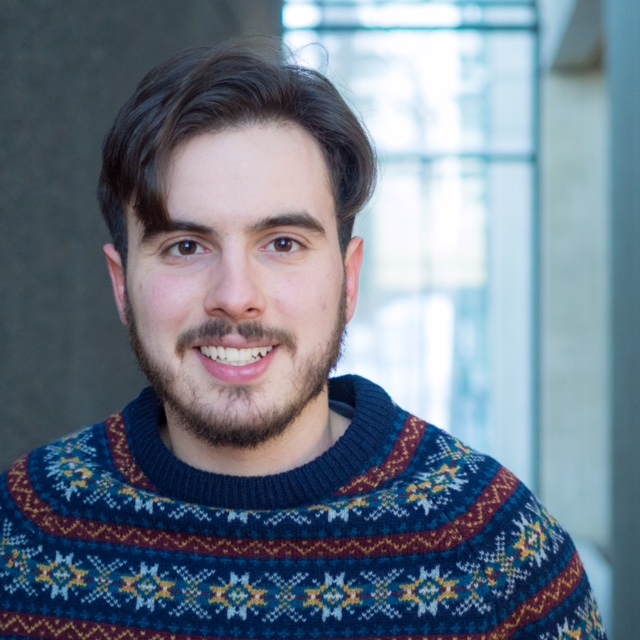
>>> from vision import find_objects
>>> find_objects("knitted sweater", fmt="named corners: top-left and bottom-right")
top-left (0, 375), bottom-right (606, 639)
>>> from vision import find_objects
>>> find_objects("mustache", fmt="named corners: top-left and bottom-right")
top-left (176, 318), bottom-right (297, 356)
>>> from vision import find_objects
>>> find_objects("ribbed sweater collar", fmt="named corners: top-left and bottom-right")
top-left (125, 375), bottom-right (397, 510)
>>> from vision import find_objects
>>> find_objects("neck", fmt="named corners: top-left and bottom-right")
top-left (160, 392), bottom-right (350, 476)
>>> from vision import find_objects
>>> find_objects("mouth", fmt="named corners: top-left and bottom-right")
top-left (199, 345), bottom-right (274, 366)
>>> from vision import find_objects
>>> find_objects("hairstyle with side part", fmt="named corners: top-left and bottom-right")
top-left (97, 40), bottom-right (377, 264)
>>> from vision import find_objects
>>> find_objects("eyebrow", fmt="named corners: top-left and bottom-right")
top-left (140, 211), bottom-right (327, 245)
top-left (248, 212), bottom-right (327, 236)
top-left (140, 220), bottom-right (213, 245)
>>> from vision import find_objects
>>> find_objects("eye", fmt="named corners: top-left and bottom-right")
top-left (267, 237), bottom-right (301, 253)
top-left (167, 239), bottom-right (204, 257)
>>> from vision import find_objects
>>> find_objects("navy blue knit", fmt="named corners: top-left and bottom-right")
top-left (0, 375), bottom-right (607, 639)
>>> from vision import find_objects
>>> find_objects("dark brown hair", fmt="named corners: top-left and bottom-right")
top-left (97, 40), bottom-right (377, 263)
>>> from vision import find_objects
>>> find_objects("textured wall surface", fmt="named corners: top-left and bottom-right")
top-left (608, 0), bottom-right (640, 636)
top-left (539, 71), bottom-right (610, 550)
top-left (0, 0), bottom-right (282, 470)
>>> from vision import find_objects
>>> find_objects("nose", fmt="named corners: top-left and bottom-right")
top-left (203, 253), bottom-right (266, 321)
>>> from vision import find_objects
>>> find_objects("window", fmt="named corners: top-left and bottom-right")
top-left (284, 0), bottom-right (538, 486)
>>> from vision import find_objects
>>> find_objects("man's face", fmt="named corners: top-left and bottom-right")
top-left (105, 123), bottom-right (363, 449)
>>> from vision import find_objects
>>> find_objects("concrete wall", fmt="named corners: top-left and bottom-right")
top-left (537, 0), bottom-right (612, 629)
top-left (538, 0), bottom-right (640, 635)
top-left (0, 0), bottom-right (282, 471)
top-left (607, 1), bottom-right (640, 635)
top-left (539, 71), bottom-right (610, 550)
top-left (539, 0), bottom-right (602, 70)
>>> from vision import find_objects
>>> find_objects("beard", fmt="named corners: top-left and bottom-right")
top-left (124, 282), bottom-right (348, 450)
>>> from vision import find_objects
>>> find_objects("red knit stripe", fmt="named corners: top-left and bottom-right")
top-left (6, 458), bottom-right (518, 559)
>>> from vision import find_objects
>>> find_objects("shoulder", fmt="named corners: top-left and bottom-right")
top-left (409, 425), bottom-right (605, 636)
top-left (0, 387), bottom-right (159, 506)
top-left (0, 412), bottom-right (128, 529)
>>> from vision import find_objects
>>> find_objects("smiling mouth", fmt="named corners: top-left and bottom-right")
top-left (199, 345), bottom-right (274, 366)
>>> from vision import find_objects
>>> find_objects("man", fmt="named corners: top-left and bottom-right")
top-left (0, 42), bottom-right (606, 639)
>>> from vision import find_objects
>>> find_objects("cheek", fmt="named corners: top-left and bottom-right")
top-left (276, 268), bottom-right (343, 324)
top-left (129, 274), bottom-right (200, 333)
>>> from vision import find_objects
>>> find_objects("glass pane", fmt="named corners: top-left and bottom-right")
top-left (337, 158), bottom-right (533, 470)
top-left (284, 2), bottom-right (536, 484)
top-left (286, 30), bottom-right (534, 155)
top-left (283, 2), bottom-right (536, 29)
top-left (339, 158), bottom-right (490, 436)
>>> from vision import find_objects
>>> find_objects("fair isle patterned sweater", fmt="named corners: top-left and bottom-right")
top-left (0, 375), bottom-right (605, 639)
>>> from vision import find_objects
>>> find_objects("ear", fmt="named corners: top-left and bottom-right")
top-left (103, 244), bottom-right (128, 325)
top-left (343, 236), bottom-right (364, 323)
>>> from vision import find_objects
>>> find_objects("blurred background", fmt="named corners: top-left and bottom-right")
top-left (1, 1), bottom-right (637, 636)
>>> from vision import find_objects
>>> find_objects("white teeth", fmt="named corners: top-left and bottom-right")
top-left (200, 345), bottom-right (273, 366)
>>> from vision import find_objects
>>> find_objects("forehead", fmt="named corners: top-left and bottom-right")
top-left (162, 122), bottom-right (335, 229)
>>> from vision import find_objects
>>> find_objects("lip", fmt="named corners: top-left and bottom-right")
top-left (195, 344), bottom-right (278, 384)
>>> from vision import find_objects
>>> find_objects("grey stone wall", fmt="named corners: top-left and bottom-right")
top-left (0, 0), bottom-right (282, 470)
